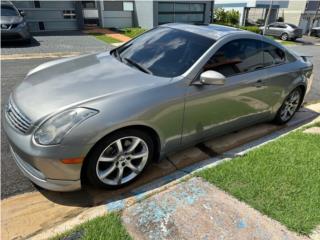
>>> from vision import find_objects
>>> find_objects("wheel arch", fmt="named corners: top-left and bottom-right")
top-left (80, 125), bottom-right (161, 183)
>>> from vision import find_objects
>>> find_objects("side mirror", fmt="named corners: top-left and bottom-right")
top-left (19, 10), bottom-right (25, 17)
top-left (195, 70), bottom-right (226, 85)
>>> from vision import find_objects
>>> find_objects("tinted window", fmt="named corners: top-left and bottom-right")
top-left (277, 24), bottom-right (287, 28)
top-left (115, 27), bottom-right (215, 77)
top-left (1, 5), bottom-right (18, 16)
top-left (262, 42), bottom-right (287, 67)
top-left (203, 39), bottom-right (263, 77)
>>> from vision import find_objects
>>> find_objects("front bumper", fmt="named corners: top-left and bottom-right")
top-left (1, 26), bottom-right (31, 41)
top-left (10, 147), bottom-right (81, 191)
top-left (3, 113), bottom-right (91, 192)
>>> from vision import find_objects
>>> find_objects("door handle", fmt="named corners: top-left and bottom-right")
top-left (254, 80), bottom-right (265, 88)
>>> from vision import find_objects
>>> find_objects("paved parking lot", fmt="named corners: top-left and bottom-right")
top-left (1, 31), bottom-right (109, 56)
top-left (1, 42), bottom-right (319, 199)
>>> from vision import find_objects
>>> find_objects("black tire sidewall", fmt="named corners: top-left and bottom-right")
top-left (85, 129), bottom-right (154, 189)
top-left (274, 88), bottom-right (303, 125)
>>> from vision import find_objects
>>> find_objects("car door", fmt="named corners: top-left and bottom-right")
top-left (182, 38), bottom-right (272, 144)
top-left (266, 23), bottom-right (278, 36)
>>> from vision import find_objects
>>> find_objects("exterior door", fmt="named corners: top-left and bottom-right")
top-left (182, 38), bottom-right (271, 144)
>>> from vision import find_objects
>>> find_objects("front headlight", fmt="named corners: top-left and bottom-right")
top-left (34, 108), bottom-right (98, 145)
top-left (17, 21), bottom-right (26, 28)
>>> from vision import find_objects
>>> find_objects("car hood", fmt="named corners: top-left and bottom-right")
top-left (0, 16), bottom-right (23, 24)
top-left (12, 52), bottom-right (168, 122)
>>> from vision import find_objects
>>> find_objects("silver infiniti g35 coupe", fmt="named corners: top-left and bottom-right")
top-left (4, 24), bottom-right (313, 191)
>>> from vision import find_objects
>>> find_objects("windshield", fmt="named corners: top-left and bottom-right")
top-left (1, 5), bottom-right (19, 16)
top-left (113, 27), bottom-right (215, 78)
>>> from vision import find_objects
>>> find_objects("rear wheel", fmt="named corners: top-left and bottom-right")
top-left (86, 129), bottom-right (154, 188)
top-left (280, 33), bottom-right (289, 41)
top-left (274, 88), bottom-right (303, 124)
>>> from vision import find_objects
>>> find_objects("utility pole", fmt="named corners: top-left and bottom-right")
top-left (308, 1), bottom-right (320, 36)
top-left (263, 0), bottom-right (273, 35)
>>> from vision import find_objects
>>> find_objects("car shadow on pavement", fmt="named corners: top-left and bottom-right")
top-left (1, 37), bottom-right (40, 48)
top-left (36, 107), bottom-right (320, 209)
top-left (37, 159), bottom-right (179, 208)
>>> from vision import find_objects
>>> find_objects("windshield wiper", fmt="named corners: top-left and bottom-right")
top-left (124, 58), bottom-right (152, 75)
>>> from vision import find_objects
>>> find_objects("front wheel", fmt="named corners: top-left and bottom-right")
top-left (280, 33), bottom-right (289, 41)
top-left (274, 88), bottom-right (303, 124)
top-left (86, 129), bottom-right (154, 188)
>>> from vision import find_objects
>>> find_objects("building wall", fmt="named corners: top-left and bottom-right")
top-left (215, 0), bottom-right (288, 26)
top-left (283, 0), bottom-right (307, 26)
top-left (102, 0), bottom-right (133, 28)
top-left (12, 1), bottom-right (79, 32)
top-left (133, 0), bottom-right (155, 29)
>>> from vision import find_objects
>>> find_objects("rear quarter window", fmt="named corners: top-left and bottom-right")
top-left (262, 42), bottom-right (296, 67)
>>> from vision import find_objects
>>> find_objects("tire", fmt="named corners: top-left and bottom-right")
top-left (273, 87), bottom-right (303, 125)
top-left (280, 33), bottom-right (289, 41)
top-left (86, 129), bottom-right (154, 189)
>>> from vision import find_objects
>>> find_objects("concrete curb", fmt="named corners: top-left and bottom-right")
top-left (30, 104), bottom-right (320, 240)
top-left (0, 52), bottom-right (82, 61)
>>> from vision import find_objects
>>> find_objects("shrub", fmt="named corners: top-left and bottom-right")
top-left (239, 26), bottom-right (261, 34)
top-left (227, 9), bottom-right (240, 25)
top-left (214, 8), bottom-right (228, 23)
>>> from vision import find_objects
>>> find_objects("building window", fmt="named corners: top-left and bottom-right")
top-left (63, 10), bottom-right (76, 19)
top-left (123, 2), bottom-right (133, 11)
top-left (104, 1), bottom-right (123, 11)
top-left (82, 1), bottom-right (96, 9)
top-left (34, 0), bottom-right (40, 8)
top-left (158, 2), bottom-right (205, 25)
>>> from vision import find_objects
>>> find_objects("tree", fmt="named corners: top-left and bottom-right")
top-left (227, 9), bottom-right (240, 25)
top-left (214, 8), bottom-right (228, 23)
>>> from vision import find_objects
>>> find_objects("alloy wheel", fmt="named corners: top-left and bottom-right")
top-left (281, 33), bottom-right (288, 41)
top-left (280, 90), bottom-right (301, 122)
top-left (96, 136), bottom-right (149, 186)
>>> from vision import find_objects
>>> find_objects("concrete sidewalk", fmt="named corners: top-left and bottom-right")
top-left (123, 177), bottom-right (307, 240)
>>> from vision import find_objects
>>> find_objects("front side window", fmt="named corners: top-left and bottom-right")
top-left (203, 39), bottom-right (264, 77)
top-left (114, 27), bottom-right (215, 78)
top-left (1, 5), bottom-right (19, 16)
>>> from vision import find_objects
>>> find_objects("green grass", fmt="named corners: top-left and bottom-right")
top-left (196, 125), bottom-right (320, 235)
top-left (51, 212), bottom-right (132, 240)
top-left (120, 27), bottom-right (146, 38)
top-left (89, 33), bottom-right (121, 44)
top-left (266, 35), bottom-right (298, 45)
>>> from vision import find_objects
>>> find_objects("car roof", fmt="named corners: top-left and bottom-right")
top-left (163, 23), bottom-right (247, 40)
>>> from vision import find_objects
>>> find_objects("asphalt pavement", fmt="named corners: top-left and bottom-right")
top-left (1, 31), bottom-right (108, 55)
top-left (287, 45), bottom-right (320, 103)
top-left (1, 44), bottom-right (319, 199)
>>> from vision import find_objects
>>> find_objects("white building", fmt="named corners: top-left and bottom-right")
top-left (214, 0), bottom-right (289, 26)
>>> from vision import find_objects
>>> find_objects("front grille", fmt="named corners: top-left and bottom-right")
top-left (5, 98), bottom-right (32, 134)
